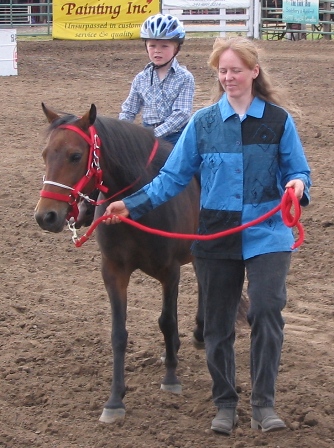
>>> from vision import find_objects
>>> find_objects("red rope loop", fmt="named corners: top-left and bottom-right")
top-left (280, 187), bottom-right (304, 249)
top-left (73, 188), bottom-right (304, 249)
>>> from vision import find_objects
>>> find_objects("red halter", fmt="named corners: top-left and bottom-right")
top-left (40, 124), bottom-right (108, 221)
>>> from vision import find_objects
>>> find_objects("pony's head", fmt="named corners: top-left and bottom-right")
top-left (35, 103), bottom-right (172, 235)
top-left (35, 103), bottom-right (101, 232)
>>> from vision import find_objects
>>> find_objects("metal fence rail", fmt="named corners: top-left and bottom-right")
top-left (0, 1), bottom-right (333, 39)
top-left (0, 0), bottom-right (52, 36)
top-left (261, 0), bottom-right (334, 40)
top-left (0, 4), bottom-right (32, 24)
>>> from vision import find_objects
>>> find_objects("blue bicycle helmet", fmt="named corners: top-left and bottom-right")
top-left (140, 14), bottom-right (185, 44)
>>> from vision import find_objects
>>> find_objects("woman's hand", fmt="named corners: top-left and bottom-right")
top-left (104, 201), bottom-right (129, 224)
top-left (285, 179), bottom-right (305, 201)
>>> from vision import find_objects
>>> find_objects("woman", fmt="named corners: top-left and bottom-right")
top-left (104, 37), bottom-right (311, 435)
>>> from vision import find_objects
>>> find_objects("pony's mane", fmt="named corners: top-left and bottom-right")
top-left (46, 113), bottom-right (173, 188)
top-left (95, 116), bottom-right (172, 186)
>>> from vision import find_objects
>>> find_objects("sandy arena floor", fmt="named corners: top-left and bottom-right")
top-left (0, 38), bottom-right (333, 447)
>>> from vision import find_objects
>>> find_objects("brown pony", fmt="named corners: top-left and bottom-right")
top-left (34, 103), bottom-right (204, 423)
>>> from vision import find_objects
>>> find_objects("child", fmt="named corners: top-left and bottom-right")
top-left (119, 13), bottom-right (195, 146)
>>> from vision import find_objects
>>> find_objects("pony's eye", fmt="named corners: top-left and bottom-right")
top-left (69, 153), bottom-right (82, 163)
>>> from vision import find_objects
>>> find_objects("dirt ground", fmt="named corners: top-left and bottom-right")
top-left (0, 37), bottom-right (334, 448)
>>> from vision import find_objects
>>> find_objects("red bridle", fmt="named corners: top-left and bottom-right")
top-left (40, 124), bottom-right (108, 221)
top-left (40, 124), bottom-right (160, 222)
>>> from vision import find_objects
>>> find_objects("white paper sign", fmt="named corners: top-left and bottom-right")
top-left (163, 0), bottom-right (250, 9)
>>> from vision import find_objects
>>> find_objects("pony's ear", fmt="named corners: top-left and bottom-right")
top-left (42, 102), bottom-right (60, 123)
top-left (76, 104), bottom-right (97, 131)
top-left (89, 104), bottom-right (97, 125)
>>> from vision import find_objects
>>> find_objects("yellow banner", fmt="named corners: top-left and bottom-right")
top-left (53, 0), bottom-right (160, 40)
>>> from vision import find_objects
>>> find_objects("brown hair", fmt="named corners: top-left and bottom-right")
top-left (208, 37), bottom-right (299, 115)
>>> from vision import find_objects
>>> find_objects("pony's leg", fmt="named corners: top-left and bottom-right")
top-left (158, 265), bottom-right (182, 394)
top-left (192, 260), bottom-right (205, 349)
top-left (99, 260), bottom-right (130, 424)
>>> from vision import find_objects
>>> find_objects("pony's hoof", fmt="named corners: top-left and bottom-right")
top-left (99, 407), bottom-right (125, 423)
top-left (160, 383), bottom-right (182, 394)
top-left (192, 335), bottom-right (205, 350)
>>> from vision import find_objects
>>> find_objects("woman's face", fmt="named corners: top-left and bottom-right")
top-left (218, 48), bottom-right (259, 101)
top-left (146, 40), bottom-right (177, 66)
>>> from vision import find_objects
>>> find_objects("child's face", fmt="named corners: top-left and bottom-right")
top-left (146, 40), bottom-right (178, 66)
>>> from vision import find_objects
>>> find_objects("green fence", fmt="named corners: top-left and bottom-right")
top-left (261, 0), bottom-right (334, 40)
top-left (0, 1), bottom-right (52, 36)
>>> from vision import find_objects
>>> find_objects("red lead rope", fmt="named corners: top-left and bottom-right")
top-left (73, 187), bottom-right (304, 249)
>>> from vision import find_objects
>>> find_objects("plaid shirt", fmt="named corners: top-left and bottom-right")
top-left (119, 58), bottom-right (195, 138)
